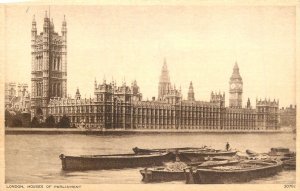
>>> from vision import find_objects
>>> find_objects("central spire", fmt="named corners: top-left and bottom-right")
top-left (188, 81), bottom-right (195, 101)
top-left (159, 58), bottom-right (170, 84)
top-left (158, 58), bottom-right (171, 100)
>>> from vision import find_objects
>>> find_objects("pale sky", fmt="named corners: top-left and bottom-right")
top-left (4, 5), bottom-right (296, 107)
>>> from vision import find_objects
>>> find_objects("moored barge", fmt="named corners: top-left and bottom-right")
top-left (140, 159), bottom-right (240, 182)
top-left (185, 159), bottom-right (283, 184)
top-left (132, 147), bottom-right (207, 155)
top-left (179, 150), bottom-right (237, 162)
top-left (59, 152), bottom-right (174, 171)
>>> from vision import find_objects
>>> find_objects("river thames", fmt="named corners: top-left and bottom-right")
top-left (5, 132), bottom-right (296, 184)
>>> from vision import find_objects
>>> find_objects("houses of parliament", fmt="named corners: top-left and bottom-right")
top-left (30, 13), bottom-right (279, 131)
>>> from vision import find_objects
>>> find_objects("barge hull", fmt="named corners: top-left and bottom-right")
top-left (60, 153), bottom-right (174, 171)
top-left (186, 162), bottom-right (283, 184)
top-left (141, 169), bottom-right (185, 182)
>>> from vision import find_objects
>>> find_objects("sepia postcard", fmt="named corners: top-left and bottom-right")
top-left (0, 0), bottom-right (299, 191)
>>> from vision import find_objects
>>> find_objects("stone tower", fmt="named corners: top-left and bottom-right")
top-left (75, 88), bottom-right (81, 100)
top-left (31, 13), bottom-right (67, 119)
top-left (158, 58), bottom-right (171, 101)
top-left (229, 62), bottom-right (243, 108)
top-left (187, 81), bottom-right (195, 101)
top-left (246, 98), bottom-right (251, 109)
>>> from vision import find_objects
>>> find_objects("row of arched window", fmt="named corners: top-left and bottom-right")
top-left (50, 83), bottom-right (61, 97)
top-left (36, 82), bottom-right (43, 97)
top-left (35, 56), bottom-right (43, 71)
top-left (34, 56), bottom-right (62, 71)
top-left (52, 57), bottom-right (61, 71)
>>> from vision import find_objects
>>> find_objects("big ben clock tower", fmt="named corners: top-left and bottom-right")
top-left (229, 62), bottom-right (243, 108)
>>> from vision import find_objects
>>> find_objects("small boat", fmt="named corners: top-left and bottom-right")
top-left (246, 149), bottom-right (258, 156)
top-left (185, 159), bottom-right (283, 184)
top-left (140, 162), bottom-right (189, 182)
top-left (179, 149), bottom-right (237, 162)
top-left (132, 147), bottom-right (207, 155)
top-left (141, 167), bottom-right (186, 182)
top-left (268, 147), bottom-right (292, 156)
top-left (282, 158), bottom-right (296, 170)
top-left (268, 147), bottom-right (296, 162)
top-left (140, 159), bottom-right (240, 182)
top-left (59, 152), bottom-right (175, 171)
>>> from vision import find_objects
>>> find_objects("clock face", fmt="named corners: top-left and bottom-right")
top-left (231, 83), bottom-right (242, 89)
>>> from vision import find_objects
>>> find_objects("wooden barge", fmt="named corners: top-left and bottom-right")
top-left (185, 159), bottom-right (283, 184)
top-left (132, 147), bottom-right (206, 154)
top-left (140, 159), bottom-right (240, 182)
top-left (268, 147), bottom-right (296, 170)
top-left (282, 158), bottom-right (296, 170)
top-left (179, 150), bottom-right (237, 162)
top-left (59, 152), bottom-right (174, 171)
top-left (140, 167), bottom-right (187, 182)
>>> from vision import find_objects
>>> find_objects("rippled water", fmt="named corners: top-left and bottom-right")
top-left (5, 132), bottom-right (296, 184)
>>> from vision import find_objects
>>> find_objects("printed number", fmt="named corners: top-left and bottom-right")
top-left (284, 185), bottom-right (295, 189)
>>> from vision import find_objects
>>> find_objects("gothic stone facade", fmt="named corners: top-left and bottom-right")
top-left (47, 61), bottom-right (279, 131)
top-left (31, 13), bottom-right (67, 118)
top-left (5, 82), bottom-right (31, 112)
top-left (32, 14), bottom-right (279, 130)
top-left (279, 105), bottom-right (296, 128)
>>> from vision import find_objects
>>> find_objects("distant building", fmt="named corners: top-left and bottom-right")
top-left (30, 13), bottom-right (281, 131)
top-left (279, 105), bottom-right (296, 128)
top-left (5, 82), bottom-right (31, 113)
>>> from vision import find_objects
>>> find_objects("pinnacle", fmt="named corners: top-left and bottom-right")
top-left (230, 61), bottom-right (242, 81)
top-left (159, 58), bottom-right (171, 83)
top-left (62, 15), bottom-right (67, 26)
top-left (189, 81), bottom-right (194, 90)
top-left (162, 58), bottom-right (167, 70)
top-left (234, 62), bottom-right (239, 70)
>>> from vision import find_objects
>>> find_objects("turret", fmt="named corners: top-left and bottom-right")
top-left (246, 98), bottom-right (251, 109)
top-left (50, 18), bottom-right (54, 32)
top-left (43, 11), bottom-right (50, 33)
top-left (103, 75), bottom-right (106, 84)
top-left (62, 15), bottom-right (67, 39)
top-left (75, 88), bottom-right (81, 100)
top-left (31, 15), bottom-right (37, 40)
top-left (94, 78), bottom-right (97, 89)
top-left (131, 80), bottom-right (142, 101)
top-left (158, 58), bottom-right (171, 101)
top-left (187, 81), bottom-right (195, 101)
